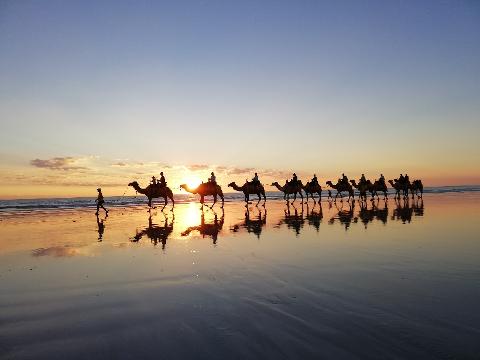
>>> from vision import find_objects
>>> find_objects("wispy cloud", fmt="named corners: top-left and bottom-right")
top-left (30, 157), bottom-right (87, 171)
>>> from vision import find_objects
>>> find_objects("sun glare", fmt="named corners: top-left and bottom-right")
top-left (185, 177), bottom-right (202, 189)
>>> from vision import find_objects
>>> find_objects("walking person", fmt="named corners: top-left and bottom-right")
top-left (95, 188), bottom-right (108, 215)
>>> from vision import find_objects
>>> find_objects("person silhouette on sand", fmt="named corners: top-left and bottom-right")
top-left (95, 188), bottom-right (108, 215)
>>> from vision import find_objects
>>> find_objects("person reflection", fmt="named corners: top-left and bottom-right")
top-left (181, 208), bottom-right (225, 245)
top-left (328, 200), bottom-right (356, 231)
top-left (96, 213), bottom-right (107, 241)
top-left (231, 206), bottom-right (267, 238)
top-left (277, 202), bottom-right (305, 236)
top-left (132, 212), bottom-right (175, 250)
top-left (306, 202), bottom-right (323, 232)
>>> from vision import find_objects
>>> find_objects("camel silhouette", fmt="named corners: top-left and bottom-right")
top-left (302, 181), bottom-right (322, 203)
top-left (409, 179), bottom-right (424, 198)
top-left (128, 181), bottom-right (175, 210)
top-left (180, 183), bottom-right (224, 208)
top-left (326, 180), bottom-right (354, 201)
top-left (228, 181), bottom-right (266, 204)
top-left (271, 181), bottom-right (303, 203)
top-left (350, 179), bottom-right (370, 202)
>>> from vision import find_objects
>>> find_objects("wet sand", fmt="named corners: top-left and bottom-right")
top-left (1, 193), bottom-right (480, 359)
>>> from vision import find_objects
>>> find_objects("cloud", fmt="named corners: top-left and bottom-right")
top-left (30, 157), bottom-right (87, 171)
top-left (187, 164), bottom-right (210, 171)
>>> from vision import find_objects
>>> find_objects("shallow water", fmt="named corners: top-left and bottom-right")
top-left (1, 194), bottom-right (479, 359)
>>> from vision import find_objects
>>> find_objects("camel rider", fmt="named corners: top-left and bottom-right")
top-left (252, 172), bottom-right (259, 184)
top-left (159, 172), bottom-right (166, 187)
top-left (292, 173), bottom-right (298, 186)
top-left (379, 173), bottom-right (385, 184)
top-left (404, 174), bottom-right (410, 184)
top-left (311, 174), bottom-right (318, 185)
top-left (360, 174), bottom-right (367, 185)
top-left (342, 173), bottom-right (349, 185)
top-left (208, 172), bottom-right (217, 185)
top-left (399, 174), bottom-right (405, 185)
top-left (150, 176), bottom-right (157, 185)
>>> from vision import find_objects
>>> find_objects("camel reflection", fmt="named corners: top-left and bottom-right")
top-left (306, 202), bottom-right (323, 232)
top-left (231, 207), bottom-right (267, 238)
top-left (276, 203), bottom-right (305, 236)
top-left (391, 197), bottom-right (424, 223)
top-left (132, 213), bottom-right (174, 249)
top-left (357, 200), bottom-right (388, 229)
top-left (181, 208), bottom-right (224, 244)
top-left (328, 201), bottom-right (356, 231)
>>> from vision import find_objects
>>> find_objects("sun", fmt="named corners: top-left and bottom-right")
top-left (184, 176), bottom-right (202, 189)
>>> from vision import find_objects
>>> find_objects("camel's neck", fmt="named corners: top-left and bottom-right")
top-left (273, 183), bottom-right (284, 191)
top-left (231, 183), bottom-right (243, 191)
top-left (132, 183), bottom-right (146, 194)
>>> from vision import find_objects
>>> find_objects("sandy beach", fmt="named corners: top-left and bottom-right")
top-left (1, 193), bottom-right (479, 359)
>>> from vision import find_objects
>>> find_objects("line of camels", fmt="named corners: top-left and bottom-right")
top-left (128, 175), bottom-right (423, 210)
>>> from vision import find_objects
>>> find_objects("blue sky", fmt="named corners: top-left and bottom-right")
top-left (0, 0), bottom-right (479, 197)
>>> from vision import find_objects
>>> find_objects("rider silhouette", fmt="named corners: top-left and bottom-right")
top-left (292, 173), bottom-right (298, 185)
top-left (252, 172), bottom-right (259, 184)
top-left (209, 172), bottom-right (217, 185)
top-left (150, 176), bottom-right (157, 185)
top-left (360, 174), bottom-right (366, 185)
top-left (159, 171), bottom-right (166, 187)
top-left (379, 173), bottom-right (385, 184)
top-left (341, 173), bottom-right (349, 185)
top-left (311, 174), bottom-right (318, 185)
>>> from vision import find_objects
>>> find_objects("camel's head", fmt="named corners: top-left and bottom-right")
top-left (350, 180), bottom-right (356, 185)
top-left (128, 181), bottom-right (138, 187)
top-left (227, 182), bottom-right (235, 188)
top-left (179, 184), bottom-right (187, 191)
top-left (326, 180), bottom-right (333, 186)
top-left (271, 182), bottom-right (279, 187)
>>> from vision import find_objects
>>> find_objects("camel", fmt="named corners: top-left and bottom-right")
top-left (128, 181), bottom-right (175, 210)
top-left (370, 180), bottom-right (388, 200)
top-left (302, 181), bottom-right (322, 202)
top-left (326, 180), bottom-right (354, 201)
top-left (388, 179), bottom-right (402, 198)
top-left (409, 179), bottom-right (423, 198)
top-left (180, 182), bottom-right (224, 208)
top-left (228, 181), bottom-right (266, 204)
top-left (271, 181), bottom-right (303, 203)
top-left (350, 180), bottom-right (371, 202)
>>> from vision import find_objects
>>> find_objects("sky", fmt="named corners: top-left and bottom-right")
top-left (0, 0), bottom-right (479, 198)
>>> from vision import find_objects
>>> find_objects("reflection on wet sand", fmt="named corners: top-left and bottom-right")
top-left (358, 200), bottom-right (388, 229)
top-left (392, 197), bottom-right (424, 223)
top-left (276, 203), bottom-right (305, 236)
top-left (230, 206), bottom-right (267, 238)
top-left (132, 213), bottom-right (175, 249)
top-left (328, 200), bottom-right (356, 231)
top-left (181, 208), bottom-right (225, 244)
top-left (305, 202), bottom-right (323, 231)
top-left (96, 213), bottom-right (107, 241)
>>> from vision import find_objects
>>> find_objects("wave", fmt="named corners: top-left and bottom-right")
top-left (0, 186), bottom-right (479, 214)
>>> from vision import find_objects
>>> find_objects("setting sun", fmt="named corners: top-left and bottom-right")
top-left (184, 177), bottom-right (202, 189)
